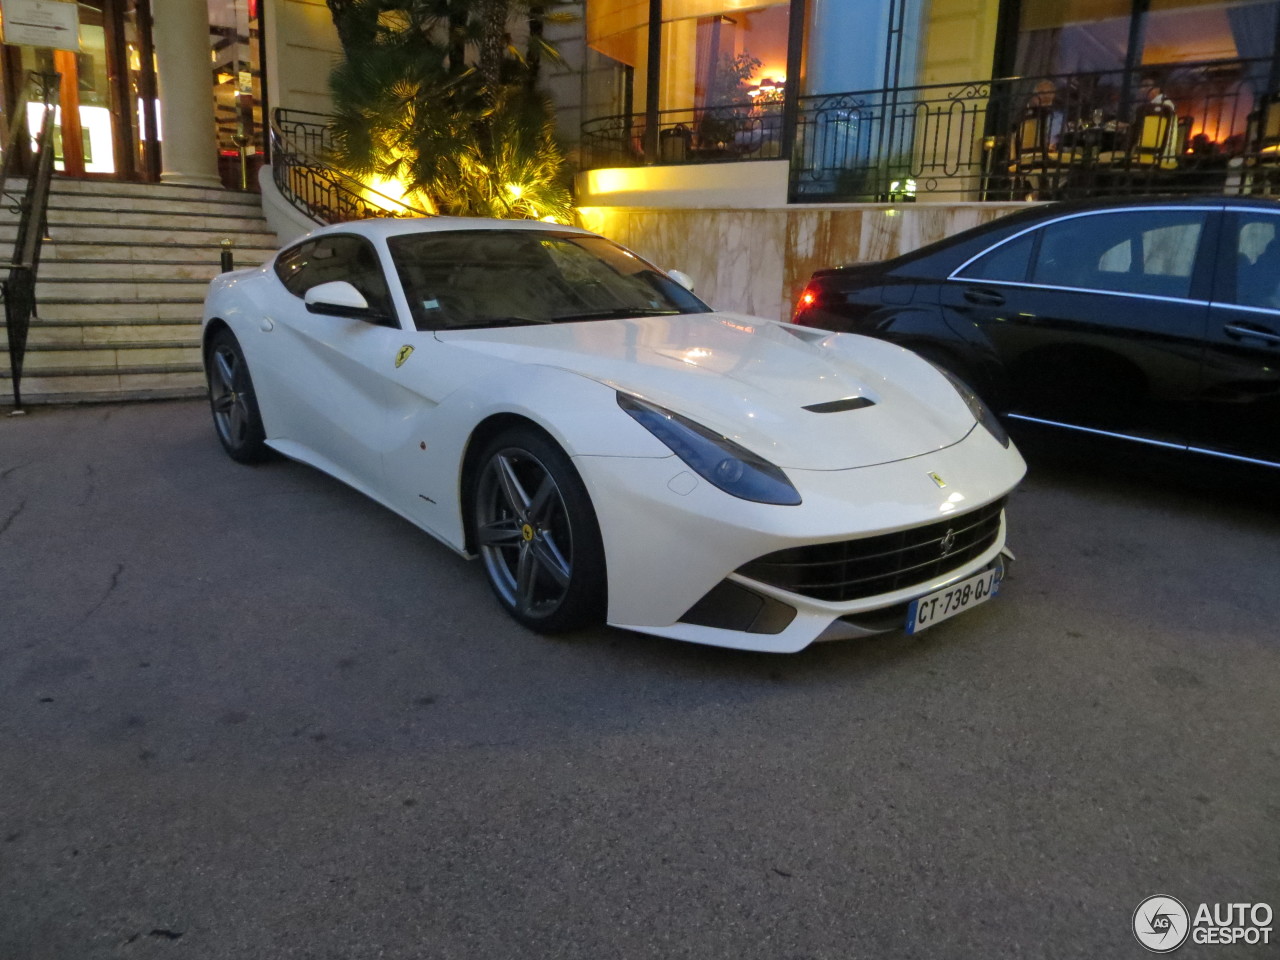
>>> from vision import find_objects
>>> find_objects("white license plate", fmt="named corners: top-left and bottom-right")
top-left (906, 567), bottom-right (1001, 635)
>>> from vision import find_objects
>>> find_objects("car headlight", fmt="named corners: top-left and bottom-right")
top-left (930, 363), bottom-right (1010, 448)
top-left (617, 393), bottom-right (802, 505)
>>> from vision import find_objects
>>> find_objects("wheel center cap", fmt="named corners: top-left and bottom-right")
top-left (521, 523), bottom-right (535, 542)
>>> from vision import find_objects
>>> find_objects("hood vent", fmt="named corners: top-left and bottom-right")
top-left (803, 396), bottom-right (876, 414)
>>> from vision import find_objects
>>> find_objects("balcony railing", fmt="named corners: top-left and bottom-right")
top-left (581, 57), bottom-right (1280, 204)
top-left (582, 104), bottom-right (785, 169)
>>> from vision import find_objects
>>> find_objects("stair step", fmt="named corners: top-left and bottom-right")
top-left (2, 340), bottom-right (200, 369)
top-left (45, 241), bottom-right (278, 262)
top-left (41, 193), bottom-right (263, 215)
top-left (0, 222), bottom-right (276, 244)
top-left (10, 319), bottom-right (200, 345)
top-left (0, 198), bottom-right (267, 221)
top-left (0, 359), bottom-right (204, 377)
top-left (11, 176), bottom-right (259, 203)
top-left (0, 369), bottom-right (207, 405)
top-left (36, 278), bottom-right (215, 299)
top-left (31, 300), bottom-right (202, 322)
top-left (35, 207), bottom-right (273, 231)
top-left (39, 259), bottom-right (265, 280)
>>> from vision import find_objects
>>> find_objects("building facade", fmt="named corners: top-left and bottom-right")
top-left (0, 0), bottom-right (340, 188)
top-left (578, 0), bottom-right (1280, 207)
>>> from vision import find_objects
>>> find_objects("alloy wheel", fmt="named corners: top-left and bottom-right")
top-left (210, 344), bottom-right (252, 449)
top-left (475, 448), bottom-right (575, 621)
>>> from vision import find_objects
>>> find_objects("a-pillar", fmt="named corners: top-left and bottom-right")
top-left (152, 0), bottom-right (221, 187)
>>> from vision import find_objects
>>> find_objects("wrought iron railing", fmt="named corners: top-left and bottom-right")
top-left (791, 58), bottom-right (1278, 202)
top-left (582, 103), bottom-right (786, 169)
top-left (581, 57), bottom-right (1280, 205)
top-left (269, 108), bottom-right (432, 225)
top-left (1, 72), bottom-right (60, 412)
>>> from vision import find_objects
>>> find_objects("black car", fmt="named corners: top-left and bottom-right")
top-left (792, 197), bottom-right (1280, 469)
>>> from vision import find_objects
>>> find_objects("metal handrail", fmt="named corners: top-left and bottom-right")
top-left (269, 108), bottom-right (433, 224)
top-left (2, 71), bottom-right (61, 413)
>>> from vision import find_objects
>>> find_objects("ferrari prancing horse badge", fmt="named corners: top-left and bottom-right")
top-left (395, 345), bottom-right (414, 368)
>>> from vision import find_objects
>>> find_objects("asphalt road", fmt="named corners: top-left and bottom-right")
top-left (1, 400), bottom-right (1277, 960)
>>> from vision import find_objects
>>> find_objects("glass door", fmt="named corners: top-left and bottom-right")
top-left (3, 0), bottom-right (158, 180)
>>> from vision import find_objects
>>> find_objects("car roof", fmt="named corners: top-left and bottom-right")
top-left (875, 195), bottom-right (1280, 277)
top-left (292, 215), bottom-right (594, 246)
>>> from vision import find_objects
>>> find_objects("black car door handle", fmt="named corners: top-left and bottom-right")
top-left (963, 287), bottom-right (1006, 306)
top-left (1224, 321), bottom-right (1280, 346)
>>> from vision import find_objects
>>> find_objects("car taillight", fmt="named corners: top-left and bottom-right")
top-left (793, 284), bottom-right (820, 325)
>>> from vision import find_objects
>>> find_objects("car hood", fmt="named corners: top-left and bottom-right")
top-left (435, 312), bottom-right (976, 470)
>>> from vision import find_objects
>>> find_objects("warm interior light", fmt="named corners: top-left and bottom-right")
top-left (28, 103), bottom-right (116, 173)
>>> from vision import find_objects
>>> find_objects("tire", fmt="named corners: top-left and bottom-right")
top-left (206, 327), bottom-right (268, 463)
top-left (472, 429), bottom-right (607, 633)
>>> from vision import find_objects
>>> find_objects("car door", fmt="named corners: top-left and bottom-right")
top-left (941, 207), bottom-right (1215, 446)
top-left (255, 234), bottom-right (408, 490)
top-left (1196, 207), bottom-right (1280, 465)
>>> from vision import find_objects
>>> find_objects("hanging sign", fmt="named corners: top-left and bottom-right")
top-left (1, 0), bottom-right (80, 52)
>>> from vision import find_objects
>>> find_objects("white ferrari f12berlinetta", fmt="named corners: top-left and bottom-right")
top-left (202, 217), bottom-right (1025, 652)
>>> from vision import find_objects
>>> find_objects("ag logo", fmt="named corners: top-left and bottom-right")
top-left (1133, 895), bottom-right (1190, 953)
top-left (395, 345), bottom-right (414, 368)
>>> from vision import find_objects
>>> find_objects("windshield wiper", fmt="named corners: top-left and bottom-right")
top-left (444, 316), bottom-right (555, 330)
top-left (552, 308), bottom-right (683, 322)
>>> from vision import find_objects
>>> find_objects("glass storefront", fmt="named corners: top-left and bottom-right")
top-left (209, 0), bottom-right (263, 188)
top-left (5, 1), bottom-right (158, 179)
top-left (585, 0), bottom-right (792, 158)
top-left (1015, 0), bottom-right (1280, 76)
top-left (1011, 0), bottom-right (1280, 149)
top-left (0, 0), bottom-right (263, 186)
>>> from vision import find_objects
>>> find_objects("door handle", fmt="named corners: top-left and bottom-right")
top-left (963, 288), bottom-right (1006, 307)
top-left (1223, 321), bottom-right (1280, 345)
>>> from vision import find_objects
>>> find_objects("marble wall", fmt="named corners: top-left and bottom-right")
top-left (577, 203), bottom-right (1032, 322)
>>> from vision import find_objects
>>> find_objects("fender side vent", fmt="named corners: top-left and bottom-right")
top-left (803, 396), bottom-right (875, 414)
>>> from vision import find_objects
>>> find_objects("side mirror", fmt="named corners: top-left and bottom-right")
top-left (304, 281), bottom-right (378, 319)
top-left (667, 269), bottom-right (695, 292)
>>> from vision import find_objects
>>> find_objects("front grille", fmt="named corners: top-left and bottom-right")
top-left (737, 499), bottom-right (1005, 603)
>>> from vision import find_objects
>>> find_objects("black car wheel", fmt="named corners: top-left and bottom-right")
top-left (472, 429), bottom-right (606, 633)
top-left (206, 327), bottom-right (268, 463)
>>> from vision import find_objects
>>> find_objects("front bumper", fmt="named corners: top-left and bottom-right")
top-left (574, 424), bottom-right (1026, 653)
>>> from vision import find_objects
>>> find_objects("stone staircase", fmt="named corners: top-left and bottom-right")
top-left (0, 178), bottom-right (281, 405)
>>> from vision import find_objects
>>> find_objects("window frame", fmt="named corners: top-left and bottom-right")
top-left (948, 205), bottom-right (1222, 306)
top-left (1213, 208), bottom-right (1280, 317)
top-left (272, 233), bottom-right (398, 325)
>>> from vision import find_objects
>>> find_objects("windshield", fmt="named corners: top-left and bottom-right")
top-left (387, 229), bottom-right (711, 331)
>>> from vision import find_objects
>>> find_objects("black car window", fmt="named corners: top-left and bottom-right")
top-left (388, 229), bottom-right (710, 331)
top-left (1226, 212), bottom-right (1280, 311)
top-left (957, 229), bottom-right (1036, 282)
top-left (1031, 210), bottom-right (1205, 299)
top-left (274, 235), bottom-right (394, 318)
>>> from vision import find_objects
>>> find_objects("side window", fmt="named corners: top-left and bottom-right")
top-left (274, 241), bottom-right (315, 297)
top-left (273, 235), bottom-right (394, 319)
top-left (1031, 210), bottom-right (1206, 299)
top-left (1226, 212), bottom-right (1280, 312)
top-left (957, 230), bottom-right (1036, 282)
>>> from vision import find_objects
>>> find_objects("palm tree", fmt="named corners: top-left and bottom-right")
top-left (325, 0), bottom-right (574, 221)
